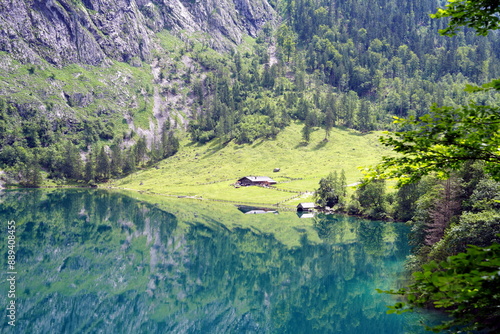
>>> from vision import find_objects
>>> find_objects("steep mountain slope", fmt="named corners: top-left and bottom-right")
top-left (0, 0), bottom-right (277, 188)
top-left (0, 0), bottom-right (276, 129)
top-left (0, 0), bottom-right (275, 66)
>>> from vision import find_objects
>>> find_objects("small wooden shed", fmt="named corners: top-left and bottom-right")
top-left (297, 203), bottom-right (316, 211)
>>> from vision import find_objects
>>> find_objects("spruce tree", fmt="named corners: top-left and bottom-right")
top-left (62, 142), bottom-right (82, 180)
top-left (122, 149), bottom-right (137, 175)
top-left (324, 108), bottom-right (334, 140)
top-left (302, 122), bottom-right (311, 143)
top-left (135, 136), bottom-right (147, 166)
top-left (110, 142), bottom-right (123, 176)
top-left (96, 147), bottom-right (110, 181)
top-left (84, 154), bottom-right (95, 183)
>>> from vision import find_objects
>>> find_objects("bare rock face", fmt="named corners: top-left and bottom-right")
top-left (160, 0), bottom-right (275, 46)
top-left (0, 0), bottom-right (151, 66)
top-left (0, 0), bottom-right (276, 66)
top-left (134, 0), bottom-right (277, 50)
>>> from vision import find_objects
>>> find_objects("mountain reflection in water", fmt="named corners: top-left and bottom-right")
top-left (0, 189), bottom-right (439, 333)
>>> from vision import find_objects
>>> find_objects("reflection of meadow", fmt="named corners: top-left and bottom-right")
top-left (0, 189), bottom-right (429, 334)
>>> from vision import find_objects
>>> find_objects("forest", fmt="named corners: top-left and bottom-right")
top-left (366, 0), bottom-right (499, 331)
top-left (188, 0), bottom-right (500, 143)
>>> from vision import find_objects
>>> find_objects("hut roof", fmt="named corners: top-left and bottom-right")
top-left (297, 202), bottom-right (316, 210)
top-left (238, 176), bottom-right (277, 184)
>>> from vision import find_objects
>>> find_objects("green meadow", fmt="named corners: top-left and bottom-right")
top-left (112, 122), bottom-right (393, 207)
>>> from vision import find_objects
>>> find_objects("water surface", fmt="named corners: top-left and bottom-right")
top-left (0, 189), bottom-right (437, 333)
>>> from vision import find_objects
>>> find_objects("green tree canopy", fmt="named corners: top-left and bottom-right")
top-left (96, 147), bottom-right (110, 181)
top-left (367, 102), bottom-right (500, 185)
top-left (314, 170), bottom-right (346, 208)
top-left (432, 0), bottom-right (500, 36)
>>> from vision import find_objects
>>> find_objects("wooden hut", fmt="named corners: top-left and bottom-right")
top-left (237, 176), bottom-right (277, 186)
top-left (297, 203), bottom-right (316, 211)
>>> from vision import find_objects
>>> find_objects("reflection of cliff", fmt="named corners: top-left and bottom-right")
top-left (0, 190), bottom-right (416, 334)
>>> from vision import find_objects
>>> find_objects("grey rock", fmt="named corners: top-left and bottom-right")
top-left (0, 0), bottom-right (276, 66)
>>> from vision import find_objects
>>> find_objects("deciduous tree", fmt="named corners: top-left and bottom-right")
top-left (431, 0), bottom-right (500, 36)
top-left (368, 102), bottom-right (500, 184)
top-left (314, 170), bottom-right (346, 209)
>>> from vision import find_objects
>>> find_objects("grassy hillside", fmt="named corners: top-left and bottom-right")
top-left (111, 122), bottom-right (392, 207)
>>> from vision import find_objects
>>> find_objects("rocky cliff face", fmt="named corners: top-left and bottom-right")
top-left (150, 0), bottom-right (275, 46)
top-left (0, 0), bottom-right (276, 66)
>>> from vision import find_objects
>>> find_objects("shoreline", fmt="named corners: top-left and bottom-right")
top-left (1, 185), bottom-right (399, 221)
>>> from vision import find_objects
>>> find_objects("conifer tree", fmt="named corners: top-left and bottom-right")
top-left (84, 153), bottom-right (94, 183)
top-left (302, 122), bottom-right (311, 143)
top-left (110, 142), bottom-right (123, 177)
top-left (19, 155), bottom-right (42, 187)
top-left (96, 147), bottom-right (110, 181)
top-left (62, 142), bottom-right (82, 180)
top-left (135, 136), bottom-right (148, 166)
top-left (122, 148), bottom-right (136, 175)
top-left (425, 178), bottom-right (461, 246)
top-left (324, 107), bottom-right (335, 140)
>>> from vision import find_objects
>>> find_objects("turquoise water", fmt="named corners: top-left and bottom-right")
top-left (0, 189), bottom-right (440, 333)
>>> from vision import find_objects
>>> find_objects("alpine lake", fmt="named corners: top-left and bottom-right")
top-left (0, 189), bottom-right (443, 333)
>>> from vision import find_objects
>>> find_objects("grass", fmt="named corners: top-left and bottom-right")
top-left (112, 122), bottom-right (392, 206)
top-left (0, 52), bottom-right (154, 141)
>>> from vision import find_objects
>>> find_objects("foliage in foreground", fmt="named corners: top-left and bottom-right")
top-left (431, 0), bottom-right (500, 36)
top-left (379, 241), bottom-right (500, 333)
top-left (367, 101), bottom-right (500, 185)
top-left (371, 1), bottom-right (500, 331)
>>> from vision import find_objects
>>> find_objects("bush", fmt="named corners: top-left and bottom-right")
top-left (234, 115), bottom-right (274, 144)
top-left (347, 198), bottom-right (361, 215)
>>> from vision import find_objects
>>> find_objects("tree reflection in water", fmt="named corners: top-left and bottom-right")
top-left (0, 190), bottom-right (436, 334)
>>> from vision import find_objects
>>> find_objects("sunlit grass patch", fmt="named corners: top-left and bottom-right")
top-left (114, 122), bottom-right (392, 206)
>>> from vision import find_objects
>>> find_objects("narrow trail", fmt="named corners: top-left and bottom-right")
top-left (268, 43), bottom-right (279, 66)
